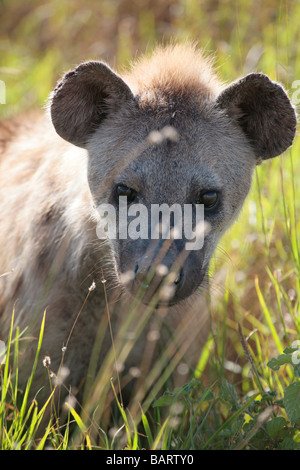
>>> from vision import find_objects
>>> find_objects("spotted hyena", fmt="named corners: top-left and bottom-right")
top-left (0, 43), bottom-right (296, 403)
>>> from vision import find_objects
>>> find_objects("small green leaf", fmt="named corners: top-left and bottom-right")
top-left (278, 437), bottom-right (300, 450)
top-left (267, 354), bottom-right (292, 371)
top-left (231, 416), bottom-right (244, 434)
top-left (219, 379), bottom-right (239, 408)
top-left (266, 417), bottom-right (287, 439)
top-left (153, 393), bottom-right (177, 408)
top-left (283, 346), bottom-right (298, 354)
top-left (283, 382), bottom-right (300, 425)
top-left (294, 364), bottom-right (300, 378)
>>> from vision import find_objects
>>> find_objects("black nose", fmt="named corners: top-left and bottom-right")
top-left (134, 263), bottom-right (184, 301)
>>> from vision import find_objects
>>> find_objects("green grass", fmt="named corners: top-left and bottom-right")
top-left (1, 311), bottom-right (299, 449)
top-left (0, 0), bottom-right (300, 450)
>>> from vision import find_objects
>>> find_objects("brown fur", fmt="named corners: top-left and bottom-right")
top-left (125, 43), bottom-right (221, 102)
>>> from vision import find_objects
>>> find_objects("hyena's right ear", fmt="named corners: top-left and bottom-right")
top-left (50, 61), bottom-right (134, 148)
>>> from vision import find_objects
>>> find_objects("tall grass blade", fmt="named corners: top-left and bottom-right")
top-left (255, 277), bottom-right (283, 353)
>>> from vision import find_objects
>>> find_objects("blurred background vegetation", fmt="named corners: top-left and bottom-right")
top-left (1, 0), bottom-right (300, 116)
top-left (0, 0), bottom-right (299, 449)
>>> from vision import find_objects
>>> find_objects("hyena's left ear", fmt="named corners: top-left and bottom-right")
top-left (216, 73), bottom-right (297, 161)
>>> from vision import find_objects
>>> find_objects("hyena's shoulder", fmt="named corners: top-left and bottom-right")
top-left (0, 112), bottom-right (95, 299)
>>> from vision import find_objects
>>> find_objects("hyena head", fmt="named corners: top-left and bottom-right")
top-left (50, 44), bottom-right (296, 306)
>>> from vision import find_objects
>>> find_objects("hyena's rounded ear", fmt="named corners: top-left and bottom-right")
top-left (216, 73), bottom-right (297, 161)
top-left (50, 61), bottom-right (134, 148)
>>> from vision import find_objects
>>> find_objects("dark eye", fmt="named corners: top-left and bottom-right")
top-left (115, 184), bottom-right (137, 203)
top-left (197, 191), bottom-right (219, 210)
